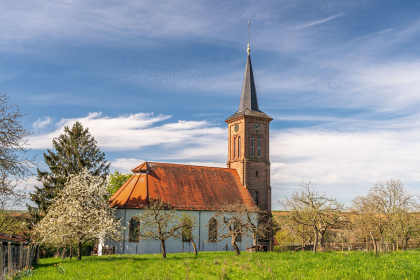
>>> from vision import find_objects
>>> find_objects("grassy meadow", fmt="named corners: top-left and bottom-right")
top-left (23, 251), bottom-right (420, 279)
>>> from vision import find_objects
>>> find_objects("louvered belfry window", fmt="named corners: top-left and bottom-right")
top-left (238, 137), bottom-right (241, 158)
top-left (233, 137), bottom-right (236, 158)
top-left (251, 137), bottom-right (254, 157)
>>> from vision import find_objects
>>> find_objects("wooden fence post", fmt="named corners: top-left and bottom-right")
top-left (19, 243), bottom-right (23, 269)
top-left (7, 242), bottom-right (12, 274)
top-left (0, 244), bottom-right (3, 275)
top-left (26, 244), bottom-right (31, 269)
top-left (32, 245), bottom-right (39, 266)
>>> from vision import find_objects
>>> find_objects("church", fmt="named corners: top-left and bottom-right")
top-left (105, 43), bottom-right (273, 254)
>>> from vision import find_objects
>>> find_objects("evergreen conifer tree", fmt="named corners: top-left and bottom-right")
top-left (28, 122), bottom-right (110, 224)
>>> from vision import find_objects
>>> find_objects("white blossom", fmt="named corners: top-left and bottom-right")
top-left (35, 169), bottom-right (125, 259)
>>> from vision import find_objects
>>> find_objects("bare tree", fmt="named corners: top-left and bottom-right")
top-left (278, 181), bottom-right (345, 254)
top-left (137, 200), bottom-right (184, 259)
top-left (0, 93), bottom-right (35, 233)
top-left (275, 214), bottom-right (313, 251)
top-left (351, 196), bottom-right (381, 254)
top-left (393, 212), bottom-right (420, 251)
top-left (208, 203), bottom-right (268, 255)
top-left (352, 179), bottom-right (419, 253)
top-left (180, 212), bottom-right (198, 255)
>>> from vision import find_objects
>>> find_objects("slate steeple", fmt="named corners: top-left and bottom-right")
top-left (238, 49), bottom-right (260, 112)
top-left (226, 41), bottom-right (272, 121)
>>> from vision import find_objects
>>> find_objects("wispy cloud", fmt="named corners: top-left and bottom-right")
top-left (295, 13), bottom-right (344, 30)
top-left (33, 117), bottom-right (52, 130)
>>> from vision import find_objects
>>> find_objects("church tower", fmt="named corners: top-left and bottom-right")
top-left (226, 42), bottom-right (273, 212)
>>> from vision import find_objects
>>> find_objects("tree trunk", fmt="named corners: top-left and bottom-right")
top-left (404, 237), bottom-right (409, 251)
top-left (369, 232), bottom-right (377, 255)
top-left (379, 232), bottom-right (384, 252)
top-left (69, 245), bottom-right (72, 260)
top-left (252, 233), bottom-right (257, 247)
top-left (341, 238), bottom-right (344, 253)
top-left (396, 236), bottom-right (399, 252)
top-left (191, 239), bottom-right (197, 256)
top-left (313, 229), bottom-right (318, 254)
top-left (320, 232), bottom-right (325, 252)
top-left (61, 246), bottom-right (66, 259)
top-left (161, 240), bottom-right (166, 259)
top-left (78, 242), bottom-right (82, 260)
top-left (231, 239), bottom-right (240, 256)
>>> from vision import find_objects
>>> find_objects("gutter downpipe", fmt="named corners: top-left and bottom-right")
top-left (123, 209), bottom-right (127, 255)
top-left (199, 211), bottom-right (201, 252)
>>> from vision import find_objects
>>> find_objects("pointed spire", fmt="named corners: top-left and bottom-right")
top-left (238, 47), bottom-right (259, 112)
top-left (226, 23), bottom-right (272, 122)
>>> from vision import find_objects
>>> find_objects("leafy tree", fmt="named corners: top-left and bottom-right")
top-left (35, 169), bottom-right (124, 260)
top-left (0, 93), bottom-right (36, 233)
top-left (107, 170), bottom-right (131, 196)
top-left (28, 122), bottom-right (109, 223)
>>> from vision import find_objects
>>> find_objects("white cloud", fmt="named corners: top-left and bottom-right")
top-left (29, 110), bottom-right (420, 207)
top-left (271, 127), bottom-right (420, 199)
top-left (30, 111), bottom-right (225, 151)
top-left (111, 158), bottom-right (144, 173)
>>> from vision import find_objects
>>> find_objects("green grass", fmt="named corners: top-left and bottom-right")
top-left (24, 251), bottom-right (420, 279)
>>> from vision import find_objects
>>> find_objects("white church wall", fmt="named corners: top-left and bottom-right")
top-left (105, 209), bottom-right (254, 255)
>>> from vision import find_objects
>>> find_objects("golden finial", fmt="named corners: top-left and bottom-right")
top-left (247, 22), bottom-right (251, 54)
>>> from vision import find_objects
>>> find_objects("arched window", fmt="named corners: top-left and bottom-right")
top-left (234, 220), bottom-right (242, 242)
top-left (209, 218), bottom-right (217, 242)
top-left (233, 137), bottom-right (236, 158)
top-left (237, 137), bottom-right (241, 158)
top-left (253, 191), bottom-right (259, 207)
top-left (129, 217), bottom-right (140, 242)
top-left (251, 137), bottom-right (254, 157)
top-left (258, 137), bottom-right (261, 158)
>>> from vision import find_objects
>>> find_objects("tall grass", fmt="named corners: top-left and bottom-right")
top-left (27, 250), bottom-right (420, 279)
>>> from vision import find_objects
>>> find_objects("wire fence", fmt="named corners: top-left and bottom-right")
top-left (0, 243), bottom-right (39, 280)
top-left (274, 240), bottom-right (420, 252)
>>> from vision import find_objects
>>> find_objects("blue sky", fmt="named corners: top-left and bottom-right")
top-left (3, 0), bottom-right (420, 209)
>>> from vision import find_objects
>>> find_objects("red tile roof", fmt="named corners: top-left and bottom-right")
top-left (110, 162), bottom-right (256, 210)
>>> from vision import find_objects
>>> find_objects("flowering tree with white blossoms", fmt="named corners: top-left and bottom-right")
top-left (35, 169), bottom-right (125, 260)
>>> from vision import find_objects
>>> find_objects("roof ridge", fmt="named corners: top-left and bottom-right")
top-left (146, 161), bottom-right (238, 170)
